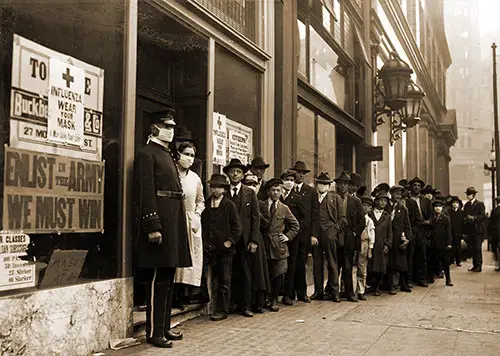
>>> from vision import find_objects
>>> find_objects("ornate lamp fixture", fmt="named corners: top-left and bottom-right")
top-left (372, 52), bottom-right (425, 145)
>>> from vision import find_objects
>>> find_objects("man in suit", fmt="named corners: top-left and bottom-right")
top-left (408, 177), bottom-right (433, 287)
top-left (311, 172), bottom-right (347, 302)
top-left (334, 172), bottom-right (365, 302)
top-left (404, 186), bottom-right (423, 288)
top-left (290, 161), bottom-right (320, 301)
top-left (449, 196), bottom-right (465, 266)
top-left (224, 158), bottom-right (261, 317)
top-left (463, 187), bottom-right (487, 272)
top-left (259, 178), bottom-right (300, 311)
top-left (248, 156), bottom-right (271, 201)
top-left (134, 109), bottom-right (190, 348)
top-left (431, 198), bottom-right (453, 286)
top-left (280, 170), bottom-right (306, 306)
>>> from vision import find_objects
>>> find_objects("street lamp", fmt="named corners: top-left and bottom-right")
top-left (484, 139), bottom-right (496, 209)
top-left (372, 52), bottom-right (426, 145)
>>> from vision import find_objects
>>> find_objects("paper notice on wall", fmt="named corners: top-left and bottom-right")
top-left (48, 58), bottom-right (85, 146)
top-left (0, 232), bottom-right (35, 291)
top-left (226, 119), bottom-right (253, 165)
top-left (212, 112), bottom-right (227, 166)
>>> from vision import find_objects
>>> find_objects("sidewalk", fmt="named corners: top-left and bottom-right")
top-left (109, 247), bottom-right (500, 356)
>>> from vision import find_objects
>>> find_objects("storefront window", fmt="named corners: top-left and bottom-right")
top-left (336, 131), bottom-right (354, 175)
top-left (298, 19), bottom-right (307, 77)
top-left (0, 1), bottom-right (124, 296)
top-left (318, 116), bottom-right (336, 178)
top-left (297, 104), bottom-right (316, 185)
top-left (309, 26), bottom-right (346, 109)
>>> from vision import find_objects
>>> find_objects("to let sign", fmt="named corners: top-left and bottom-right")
top-left (2, 146), bottom-right (105, 234)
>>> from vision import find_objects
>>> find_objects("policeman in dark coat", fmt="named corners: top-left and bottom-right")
top-left (463, 187), bottom-right (487, 272)
top-left (134, 109), bottom-right (191, 348)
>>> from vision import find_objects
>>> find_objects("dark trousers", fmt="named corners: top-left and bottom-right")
top-left (313, 227), bottom-right (340, 296)
top-left (284, 237), bottom-right (308, 299)
top-left (271, 275), bottom-right (284, 302)
top-left (435, 249), bottom-right (451, 281)
top-left (232, 240), bottom-right (254, 310)
top-left (143, 267), bottom-right (175, 339)
top-left (206, 251), bottom-right (234, 315)
top-left (452, 234), bottom-right (462, 265)
top-left (426, 245), bottom-right (437, 280)
top-left (339, 245), bottom-right (355, 297)
top-left (412, 235), bottom-right (428, 282)
top-left (467, 234), bottom-right (483, 269)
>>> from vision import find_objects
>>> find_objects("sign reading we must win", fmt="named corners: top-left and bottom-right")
top-left (3, 146), bottom-right (105, 233)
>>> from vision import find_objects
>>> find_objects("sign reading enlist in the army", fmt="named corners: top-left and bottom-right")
top-left (0, 232), bottom-right (35, 291)
top-left (10, 34), bottom-right (104, 161)
top-left (2, 146), bottom-right (105, 234)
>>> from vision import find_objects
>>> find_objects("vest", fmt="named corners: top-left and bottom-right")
top-left (231, 188), bottom-right (243, 212)
top-left (319, 197), bottom-right (335, 231)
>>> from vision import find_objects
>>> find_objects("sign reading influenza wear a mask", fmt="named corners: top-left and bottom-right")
top-left (9, 34), bottom-right (104, 162)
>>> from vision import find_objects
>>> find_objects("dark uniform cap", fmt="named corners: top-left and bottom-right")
top-left (265, 178), bottom-right (284, 191)
top-left (150, 109), bottom-right (176, 126)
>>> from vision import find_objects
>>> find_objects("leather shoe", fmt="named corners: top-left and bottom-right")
top-left (446, 280), bottom-right (454, 287)
top-left (373, 287), bottom-right (381, 296)
top-left (347, 295), bottom-right (358, 303)
top-left (407, 281), bottom-right (414, 288)
top-left (400, 286), bottom-right (412, 293)
top-left (310, 293), bottom-right (324, 301)
top-left (302, 296), bottom-right (312, 303)
top-left (358, 294), bottom-right (367, 301)
top-left (270, 302), bottom-right (279, 312)
top-left (147, 337), bottom-right (172, 348)
top-left (165, 330), bottom-right (183, 341)
top-left (254, 307), bottom-right (265, 314)
top-left (417, 281), bottom-right (428, 288)
top-left (210, 313), bottom-right (228, 321)
top-left (242, 309), bottom-right (254, 317)
top-left (332, 294), bottom-right (341, 303)
top-left (389, 287), bottom-right (397, 295)
top-left (282, 297), bottom-right (294, 306)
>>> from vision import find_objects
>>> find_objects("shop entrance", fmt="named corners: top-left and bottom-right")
top-left (133, 1), bottom-right (209, 308)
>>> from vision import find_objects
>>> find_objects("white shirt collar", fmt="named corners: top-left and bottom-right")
top-left (230, 182), bottom-right (242, 195)
top-left (470, 198), bottom-right (476, 204)
top-left (296, 182), bottom-right (304, 191)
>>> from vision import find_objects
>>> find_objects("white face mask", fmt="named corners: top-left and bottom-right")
top-left (155, 125), bottom-right (174, 143)
top-left (178, 153), bottom-right (194, 169)
top-left (283, 181), bottom-right (295, 191)
top-left (317, 184), bottom-right (329, 194)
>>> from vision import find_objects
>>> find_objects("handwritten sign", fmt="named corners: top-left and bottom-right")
top-left (40, 249), bottom-right (88, 288)
top-left (2, 146), bottom-right (105, 233)
top-left (10, 34), bottom-right (104, 161)
top-left (47, 58), bottom-right (85, 145)
top-left (0, 232), bottom-right (35, 291)
top-left (226, 118), bottom-right (253, 165)
top-left (212, 112), bottom-right (227, 166)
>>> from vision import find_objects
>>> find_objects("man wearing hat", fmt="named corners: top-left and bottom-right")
top-left (135, 109), bottom-right (190, 348)
top-left (290, 161), bottom-right (320, 301)
top-left (488, 196), bottom-right (500, 271)
top-left (333, 171), bottom-right (365, 302)
top-left (449, 196), bottom-right (465, 267)
top-left (279, 170), bottom-right (308, 305)
top-left (311, 172), bottom-right (346, 302)
top-left (259, 178), bottom-right (299, 311)
top-left (248, 156), bottom-right (271, 201)
top-left (224, 158), bottom-right (261, 317)
top-left (422, 185), bottom-right (436, 201)
top-left (173, 125), bottom-right (203, 178)
top-left (408, 177), bottom-right (433, 286)
top-left (463, 187), bottom-right (487, 272)
top-left (355, 195), bottom-right (376, 300)
top-left (430, 197), bottom-right (453, 286)
top-left (398, 179), bottom-right (411, 199)
top-left (348, 173), bottom-right (364, 196)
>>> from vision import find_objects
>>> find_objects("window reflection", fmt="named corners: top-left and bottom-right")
top-left (297, 104), bottom-right (315, 185)
top-left (298, 20), bottom-right (307, 76)
top-left (318, 116), bottom-right (336, 179)
top-left (309, 26), bottom-right (345, 109)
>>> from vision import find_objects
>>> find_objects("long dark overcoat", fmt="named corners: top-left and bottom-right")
top-left (134, 141), bottom-right (191, 268)
top-left (369, 210), bottom-right (393, 274)
top-left (389, 202), bottom-right (412, 272)
top-left (296, 184), bottom-right (320, 246)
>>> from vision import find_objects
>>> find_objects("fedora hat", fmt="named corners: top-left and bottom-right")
top-left (422, 185), bottom-right (435, 195)
top-left (265, 178), bottom-right (284, 191)
top-left (465, 187), bottom-right (478, 195)
top-left (280, 170), bottom-right (297, 180)
top-left (290, 161), bottom-right (311, 173)
top-left (248, 156), bottom-right (270, 169)
top-left (223, 158), bottom-right (249, 174)
top-left (174, 126), bottom-right (194, 142)
top-left (315, 172), bottom-right (333, 184)
top-left (207, 173), bottom-right (229, 187)
top-left (334, 171), bottom-right (352, 183)
top-left (150, 109), bottom-right (176, 126)
top-left (409, 176), bottom-right (426, 187)
top-left (350, 172), bottom-right (364, 186)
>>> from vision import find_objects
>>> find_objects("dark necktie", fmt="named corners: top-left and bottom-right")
top-left (295, 186), bottom-right (300, 194)
top-left (232, 188), bottom-right (238, 199)
top-left (270, 201), bottom-right (277, 217)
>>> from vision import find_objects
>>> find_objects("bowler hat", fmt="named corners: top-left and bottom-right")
top-left (290, 161), bottom-right (311, 173)
top-left (249, 156), bottom-right (270, 169)
top-left (223, 158), bottom-right (249, 174)
top-left (315, 172), bottom-right (333, 184)
top-left (409, 176), bottom-right (426, 187)
top-left (280, 170), bottom-right (297, 180)
top-left (174, 126), bottom-right (194, 142)
top-left (465, 187), bottom-right (478, 195)
top-left (243, 172), bottom-right (259, 185)
top-left (334, 171), bottom-right (352, 183)
top-left (265, 178), bottom-right (284, 191)
top-left (207, 173), bottom-right (229, 187)
top-left (150, 109), bottom-right (176, 126)
top-left (360, 196), bottom-right (374, 207)
top-left (350, 172), bottom-right (364, 186)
